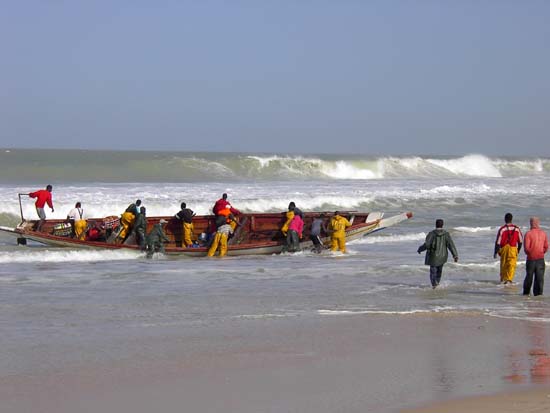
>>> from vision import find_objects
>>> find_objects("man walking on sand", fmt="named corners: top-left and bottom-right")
top-left (417, 219), bottom-right (458, 289)
top-left (523, 217), bottom-right (548, 296)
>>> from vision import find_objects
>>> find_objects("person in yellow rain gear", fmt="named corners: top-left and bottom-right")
top-left (67, 202), bottom-right (87, 240)
top-left (117, 199), bottom-right (142, 243)
top-left (281, 202), bottom-right (303, 236)
top-left (281, 203), bottom-right (295, 238)
top-left (329, 211), bottom-right (352, 253)
top-left (494, 212), bottom-right (523, 284)
top-left (207, 222), bottom-right (234, 257)
top-left (175, 202), bottom-right (196, 247)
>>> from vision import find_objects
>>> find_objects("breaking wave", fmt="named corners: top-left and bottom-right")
top-left (1, 149), bottom-right (548, 182)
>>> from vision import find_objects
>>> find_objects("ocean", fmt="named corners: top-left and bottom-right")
top-left (1, 149), bottom-right (549, 412)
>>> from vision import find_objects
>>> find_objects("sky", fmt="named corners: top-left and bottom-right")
top-left (1, 1), bottom-right (549, 156)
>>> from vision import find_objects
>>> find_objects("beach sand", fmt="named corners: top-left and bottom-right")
top-left (2, 313), bottom-right (550, 413)
top-left (402, 386), bottom-right (550, 412)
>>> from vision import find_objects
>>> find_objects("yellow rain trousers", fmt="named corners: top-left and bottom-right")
top-left (118, 212), bottom-right (135, 240)
top-left (330, 236), bottom-right (347, 253)
top-left (74, 220), bottom-right (87, 241)
top-left (207, 232), bottom-right (229, 257)
top-left (499, 244), bottom-right (518, 283)
top-left (330, 215), bottom-right (351, 253)
top-left (183, 222), bottom-right (194, 247)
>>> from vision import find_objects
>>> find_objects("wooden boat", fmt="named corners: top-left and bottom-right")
top-left (0, 210), bottom-right (413, 257)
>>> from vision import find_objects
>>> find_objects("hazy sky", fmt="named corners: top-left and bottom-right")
top-left (1, 1), bottom-right (549, 156)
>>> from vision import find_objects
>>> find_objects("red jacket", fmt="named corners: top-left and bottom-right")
top-left (212, 198), bottom-right (240, 216)
top-left (495, 224), bottom-right (523, 248)
top-left (524, 228), bottom-right (549, 261)
top-left (29, 189), bottom-right (53, 209)
top-left (288, 214), bottom-right (304, 238)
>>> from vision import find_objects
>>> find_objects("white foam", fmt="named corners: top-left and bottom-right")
top-left (318, 306), bottom-right (458, 316)
top-left (232, 313), bottom-right (296, 319)
top-left (454, 262), bottom-right (500, 269)
top-left (427, 154), bottom-right (502, 177)
top-left (420, 183), bottom-right (493, 195)
top-left (351, 232), bottom-right (426, 245)
top-left (0, 249), bottom-right (142, 264)
top-left (320, 160), bottom-right (381, 180)
top-left (454, 226), bottom-right (494, 233)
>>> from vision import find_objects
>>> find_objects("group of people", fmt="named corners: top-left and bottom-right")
top-left (28, 186), bottom-right (547, 294)
top-left (115, 199), bottom-right (170, 257)
top-left (280, 202), bottom-right (352, 254)
top-left (417, 213), bottom-right (548, 296)
top-left (27, 187), bottom-right (356, 258)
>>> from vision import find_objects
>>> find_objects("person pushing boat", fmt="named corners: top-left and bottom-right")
top-left (329, 211), bottom-right (352, 253)
top-left (207, 222), bottom-right (234, 257)
top-left (117, 199), bottom-right (142, 243)
top-left (145, 218), bottom-right (169, 258)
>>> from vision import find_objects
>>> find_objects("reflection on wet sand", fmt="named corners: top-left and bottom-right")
top-left (504, 312), bottom-right (550, 384)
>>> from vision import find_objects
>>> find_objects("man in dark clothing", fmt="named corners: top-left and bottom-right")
top-left (133, 206), bottom-right (147, 250)
top-left (417, 219), bottom-right (459, 288)
top-left (126, 199), bottom-right (142, 216)
top-left (310, 214), bottom-right (327, 253)
top-left (175, 202), bottom-right (195, 247)
top-left (146, 219), bottom-right (170, 258)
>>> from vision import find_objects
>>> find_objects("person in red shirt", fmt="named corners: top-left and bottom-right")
top-left (28, 185), bottom-right (54, 231)
top-left (212, 193), bottom-right (240, 216)
top-left (523, 217), bottom-right (549, 296)
top-left (212, 193), bottom-right (241, 230)
top-left (494, 212), bottom-right (523, 284)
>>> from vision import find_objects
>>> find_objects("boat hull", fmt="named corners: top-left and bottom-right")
top-left (0, 211), bottom-right (412, 257)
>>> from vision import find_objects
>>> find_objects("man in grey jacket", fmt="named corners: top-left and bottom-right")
top-left (417, 219), bottom-right (459, 288)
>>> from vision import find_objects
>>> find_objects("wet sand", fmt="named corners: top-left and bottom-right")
top-left (402, 386), bottom-right (550, 412)
top-left (2, 313), bottom-right (550, 413)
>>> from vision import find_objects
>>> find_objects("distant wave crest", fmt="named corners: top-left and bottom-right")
top-left (1, 150), bottom-right (548, 182)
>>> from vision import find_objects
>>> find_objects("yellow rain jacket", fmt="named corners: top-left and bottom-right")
top-left (281, 210), bottom-right (295, 236)
top-left (330, 214), bottom-right (352, 253)
top-left (118, 211), bottom-right (136, 240)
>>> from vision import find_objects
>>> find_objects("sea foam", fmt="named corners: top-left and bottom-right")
top-left (0, 249), bottom-right (141, 264)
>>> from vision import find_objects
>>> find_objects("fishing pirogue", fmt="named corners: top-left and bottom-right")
top-left (0, 211), bottom-right (413, 256)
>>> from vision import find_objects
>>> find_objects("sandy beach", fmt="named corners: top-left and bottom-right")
top-left (403, 386), bottom-right (550, 412)
top-left (2, 312), bottom-right (550, 413)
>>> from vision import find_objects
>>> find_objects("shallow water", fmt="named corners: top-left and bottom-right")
top-left (1, 150), bottom-right (549, 410)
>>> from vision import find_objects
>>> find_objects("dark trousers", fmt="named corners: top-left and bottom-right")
top-left (286, 230), bottom-right (300, 252)
top-left (136, 229), bottom-right (146, 250)
top-left (429, 265), bottom-right (443, 287)
top-left (523, 259), bottom-right (545, 296)
top-left (310, 234), bottom-right (323, 252)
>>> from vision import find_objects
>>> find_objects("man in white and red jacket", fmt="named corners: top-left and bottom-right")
top-left (523, 217), bottom-right (549, 296)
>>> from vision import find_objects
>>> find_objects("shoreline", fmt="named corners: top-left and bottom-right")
top-left (2, 313), bottom-right (550, 412)
top-left (402, 386), bottom-right (550, 412)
